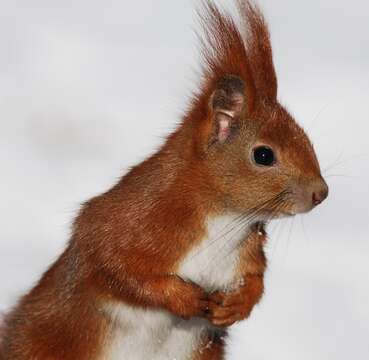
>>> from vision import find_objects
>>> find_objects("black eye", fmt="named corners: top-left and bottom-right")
top-left (253, 146), bottom-right (275, 166)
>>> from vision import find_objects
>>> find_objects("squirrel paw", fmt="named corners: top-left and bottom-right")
top-left (207, 290), bottom-right (255, 327)
top-left (165, 278), bottom-right (210, 320)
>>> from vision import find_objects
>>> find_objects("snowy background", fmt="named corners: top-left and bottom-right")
top-left (0, 0), bottom-right (368, 359)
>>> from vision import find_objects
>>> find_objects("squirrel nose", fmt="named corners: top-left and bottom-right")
top-left (312, 179), bottom-right (329, 206)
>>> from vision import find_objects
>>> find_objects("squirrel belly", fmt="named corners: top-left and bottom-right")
top-left (100, 214), bottom-right (250, 360)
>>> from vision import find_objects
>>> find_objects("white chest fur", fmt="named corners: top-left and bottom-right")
top-left (178, 213), bottom-right (249, 292)
top-left (101, 214), bottom-right (250, 360)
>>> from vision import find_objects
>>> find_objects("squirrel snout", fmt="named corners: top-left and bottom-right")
top-left (292, 177), bottom-right (329, 214)
top-left (311, 178), bottom-right (329, 207)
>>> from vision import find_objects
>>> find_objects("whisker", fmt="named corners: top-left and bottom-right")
top-left (324, 173), bottom-right (357, 179)
top-left (199, 196), bottom-right (289, 274)
top-left (181, 190), bottom-right (289, 265)
top-left (219, 200), bottom-right (288, 264)
top-left (194, 211), bottom-right (260, 271)
top-left (306, 102), bottom-right (331, 135)
top-left (281, 215), bottom-right (295, 267)
top-left (270, 214), bottom-right (287, 262)
top-left (181, 212), bottom-right (249, 266)
top-left (300, 215), bottom-right (310, 246)
top-left (323, 153), bottom-right (369, 176)
top-left (322, 149), bottom-right (345, 174)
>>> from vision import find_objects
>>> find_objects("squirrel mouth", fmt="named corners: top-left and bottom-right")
top-left (251, 221), bottom-right (267, 236)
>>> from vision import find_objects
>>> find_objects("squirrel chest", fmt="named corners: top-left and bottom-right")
top-left (101, 214), bottom-right (249, 360)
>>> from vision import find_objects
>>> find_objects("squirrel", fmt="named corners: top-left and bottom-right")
top-left (0, 1), bottom-right (328, 359)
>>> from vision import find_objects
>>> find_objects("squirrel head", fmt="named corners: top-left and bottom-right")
top-left (182, 1), bottom-right (328, 218)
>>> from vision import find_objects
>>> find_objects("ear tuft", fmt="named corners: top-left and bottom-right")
top-left (210, 75), bottom-right (246, 143)
top-left (211, 75), bottom-right (245, 113)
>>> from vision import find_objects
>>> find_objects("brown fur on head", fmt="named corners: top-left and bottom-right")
top-left (183, 0), bottom-right (328, 218)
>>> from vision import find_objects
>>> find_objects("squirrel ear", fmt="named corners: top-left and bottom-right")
top-left (210, 75), bottom-right (246, 144)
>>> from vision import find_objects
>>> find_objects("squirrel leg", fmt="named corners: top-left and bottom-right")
top-left (96, 270), bottom-right (210, 320)
top-left (207, 223), bottom-right (267, 327)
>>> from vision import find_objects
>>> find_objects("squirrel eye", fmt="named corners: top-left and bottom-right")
top-left (253, 146), bottom-right (275, 166)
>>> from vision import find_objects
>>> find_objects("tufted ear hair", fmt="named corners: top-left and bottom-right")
top-left (210, 75), bottom-right (246, 144)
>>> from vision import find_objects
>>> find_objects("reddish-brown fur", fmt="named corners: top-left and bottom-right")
top-left (0, 1), bottom-right (328, 359)
top-left (193, 331), bottom-right (227, 360)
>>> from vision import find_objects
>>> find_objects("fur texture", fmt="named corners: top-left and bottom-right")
top-left (0, 1), bottom-right (328, 359)
top-left (101, 214), bottom-right (249, 360)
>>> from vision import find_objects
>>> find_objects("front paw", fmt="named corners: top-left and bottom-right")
top-left (207, 290), bottom-right (255, 327)
top-left (165, 278), bottom-right (210, 320)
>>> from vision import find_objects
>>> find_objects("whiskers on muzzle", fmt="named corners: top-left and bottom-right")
top-left (180, 190), bottom-right (292, 276)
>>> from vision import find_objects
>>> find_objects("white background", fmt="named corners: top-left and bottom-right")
top-left (0, 1), bottom-right (368, 359)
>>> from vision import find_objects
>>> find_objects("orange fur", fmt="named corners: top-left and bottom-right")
top-left (0, 1), bottom-right (328, 359)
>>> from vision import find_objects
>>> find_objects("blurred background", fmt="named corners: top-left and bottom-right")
top-left (0, 0), bottom-right (368, 359)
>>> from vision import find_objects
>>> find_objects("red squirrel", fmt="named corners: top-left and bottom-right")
top-left (0, 1), bottom-right (328, 359)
